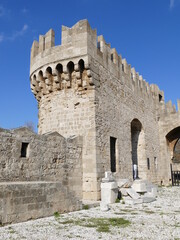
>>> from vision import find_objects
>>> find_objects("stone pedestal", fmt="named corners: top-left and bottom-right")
top-left (101, 181), bottom-right (118, 204)
top-left (131, 179), bottom-right (147, 193)
top-left (100, 171), bottom-right (118, 209)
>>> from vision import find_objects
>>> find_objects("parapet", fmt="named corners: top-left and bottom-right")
top-left (30, 19), bottom-right (96, 64)
top-left (31, 29), bottom-right (55, 60)
top-left (61, 19), bottom-right (97, 46)
top-left (30, 19), bottom-right (165, 106)
top-left (164, 100), bottom-right (180, 114)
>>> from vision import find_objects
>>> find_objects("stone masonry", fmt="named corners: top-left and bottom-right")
top-left (0, 127), bottom-right (82, 224)
top-left (0, 20), bottom-right (179, 224)
top-left (30, 19), bottom-right (180, 201)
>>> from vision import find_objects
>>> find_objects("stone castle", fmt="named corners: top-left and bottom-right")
top-left (0, 20), bottom-right (179, 224)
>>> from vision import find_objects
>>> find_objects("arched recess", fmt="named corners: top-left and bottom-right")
top-left (67, 61), bottom-right (74, 87)
top-left (38, 70), bottom-right (47, 94)
top-left (131, 119), bottom-right (146, 179)
top-left (46, 67), bottom-right (53, 82)
top-left (78, 59), bottom-right (85, 87)
top-left (78, 59), bottom-right (85, 74)
top-left (38, 70), bottom-right (44, 82)
top-left (166, 126), bottom-right (180, 163)
top-left (55, 63), bottom-right (63, 89)
top-left (32, 74), bottom-right (36, 86)
top-left (46, 66), bottom-right (52, 75)
top-left (56, 64), bottom-right (63, 76)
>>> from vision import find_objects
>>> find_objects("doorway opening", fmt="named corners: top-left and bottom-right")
top-left (131, 119), bottom-right (146, 179)
top-left (110, 137), bottom-right (117, 172)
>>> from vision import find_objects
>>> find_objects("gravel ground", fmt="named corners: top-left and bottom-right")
top-left (0, 187), bottom-right (180, 240)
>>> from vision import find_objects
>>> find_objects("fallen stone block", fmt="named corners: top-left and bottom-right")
top-left (126, 188), bottom-right (141, 200)
top-left (144, 188), bottom-right (157, 198)
top-left (117, 179), bottom-right (131, 188)
top-left (120, 188), bottom-right (128, 196)
top-left (142, 196), bottom-right (156, 203)
top-left (143, 180), bottom-right (158, 194)
top-left (131, 179), bottom-right (147, 193)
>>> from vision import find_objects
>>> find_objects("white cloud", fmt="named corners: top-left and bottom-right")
top-left (8, 24), bottom-right (28, 41)
top-left (170, 0), bottom-right (175, 9)
top-left (0, 24), bottom-right (28, 43)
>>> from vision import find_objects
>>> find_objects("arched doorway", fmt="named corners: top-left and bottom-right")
top-left (166, 126), bottom-right (180, 163)
top-left (174, 139), bottom-right (180, 162)
top-left (131, 119), bottom-right (146, 179)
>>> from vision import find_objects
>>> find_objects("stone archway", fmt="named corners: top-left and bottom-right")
top-left (131, 119), bottom-right (146, 179)
top-left (174, 139), bottom-right (180, 162)
top-left (166, 126), bottom-right (180, 163)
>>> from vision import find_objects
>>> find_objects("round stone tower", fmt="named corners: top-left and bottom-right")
top-left (30, 20), bottom-right (100, 200)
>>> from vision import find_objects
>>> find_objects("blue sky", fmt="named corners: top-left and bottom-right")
top-left (0, 0), bottom-right (180, 131)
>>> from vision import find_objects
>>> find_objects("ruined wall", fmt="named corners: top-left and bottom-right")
top-left (0, 127), bottom-right (83, 223)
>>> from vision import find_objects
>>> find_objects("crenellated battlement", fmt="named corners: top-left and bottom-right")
top-left (30, 19), bottom-right (165, 106)
top-left (31, 29), bottom-right (55, 60)
top-left (160, 99), bottom-right (180, 116)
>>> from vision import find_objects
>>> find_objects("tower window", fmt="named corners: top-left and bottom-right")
top-left (110, 137), bottom-right (116, 172)
top-left (147, 158), bottom-right (150, 170)
top-left (159, 94), bottom-right (162, 102)
top-left (122, 64), bottom-right (124, 72)
top-left (97, 42), bottom-right (100, 50)
top-left (21, 142), bottom-right (29, 158)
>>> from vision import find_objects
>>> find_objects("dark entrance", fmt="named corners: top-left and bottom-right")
top-left (166, 127), bottom-right (180, 186)
top-left (131, 119), bottom-right (146, 180)
top-left (170, 164), bottom-right (180, 186)
top-left (21, 142), bottom-right (29, 158)
top-left (110, 137), bottom-right (116, 172)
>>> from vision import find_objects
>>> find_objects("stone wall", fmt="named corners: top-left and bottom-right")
top-left (0, 127), bottom-right (83, 224)
top-left (0, 181), bottom-right (81, 225)
top-left (91, 55), bottom-right (161, 188)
